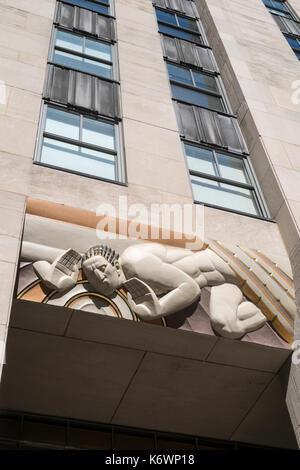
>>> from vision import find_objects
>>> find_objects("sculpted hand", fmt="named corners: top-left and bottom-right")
top-left (124, 278), bottom-right (162, 321)
top-left (33, 249), bottom-right (82, 292)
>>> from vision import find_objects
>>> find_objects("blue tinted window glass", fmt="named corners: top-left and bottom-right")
top-left (158, 24), bottom-right (202, 44)
top-left (263, 0), bottom-right (289, 12)
top-left (272, 1), bottom-right (289, 11)
top-left (82, 117), bottom-right (115, 149)
top-left (155, 9), bottom-right (177, 25)
top-left (53, 51), bottom-right (112, 78)
top-left (193, 71), bottom-right (218, 93)
top-left (267, 7), bottom-right (291, 17)
top-left (191, 176), bottom-right (259, 215)
top-left (41, 138), bottom-right (115, 180)
top-left (85, 39), bottom-right (111, 61)
top-left (167, 64), bottom-right (193, 86)
top-left (177, 16), bottom-right (198, 32)
top-left (217, 153), bottom-right (249, 184)
top-left (45, 107), bottom-right (80, 140)
top-left (54, 30), bottom-right (112, 77)
top-left (63, 0), bottom-right (109, 14)
top-left (53, 50), bottom-right (83, 70)
top-left (171, 84), bottom-right (224, 111)
top-left (56, 30), bottom-right (83, 53)
top-left (185, 145), bottom-right (217, 176)
top-left (285, 36), bottom-right (300, 50)
top-left (83, 58), bottom-right (111, 77)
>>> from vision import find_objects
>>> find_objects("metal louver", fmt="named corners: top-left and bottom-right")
top-left (161, 36), bottom-right (218, 73)
top-left (153, 0), bottom-right (196, 17)
top-left (55, 2), bottom-right (115, 41)
top-left (176, 102), bottom-right (248, 154)
top-left (45, 65), bottom-right (120, 120)
top-left (272, 14), bottom-right (300, 36)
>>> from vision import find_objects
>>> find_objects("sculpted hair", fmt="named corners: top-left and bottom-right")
top-left (82, 245), bottom-right (120, 266)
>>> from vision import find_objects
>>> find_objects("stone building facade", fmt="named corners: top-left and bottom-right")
top-left (0, 0), bottom-right (299, 450)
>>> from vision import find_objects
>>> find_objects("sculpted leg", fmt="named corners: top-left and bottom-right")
top-left (237, 301), bottom-right (267, 331)
top-left (209, 284), bottom-right (266, 339)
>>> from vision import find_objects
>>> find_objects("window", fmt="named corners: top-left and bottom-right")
top-left (153, 2), bottom-right (269, 219)
top-left (262, 0), bottom-right (300, 60)
top-left (62, 0), bottom-right (110, 15)
top-left (36, 106), bottom-right (123, 182)
top-left (155, 8), bottom-right (203, 44)
top-left (167, 63), bottom-right (225, 112)
top-left (262, 0), bottom-right (293, 19)
top-left (184, 144), bottom-right (263, 216)
top-left (52, 29), bottom-right (113, 79)
top-left (35, 0), bottom-right (123, 183)
top-left (285, 35), bottom-right (300, 58)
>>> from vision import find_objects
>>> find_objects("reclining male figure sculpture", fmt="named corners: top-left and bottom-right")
top-left (33, 242), bottom-right (267, 339)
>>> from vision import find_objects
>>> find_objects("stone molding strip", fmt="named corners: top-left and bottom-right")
top-left (26, 198), bottom-right (204, 249)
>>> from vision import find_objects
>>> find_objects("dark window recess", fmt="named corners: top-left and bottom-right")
top-left (44, 65), bottom-right (120, 119)
top-left (176, 102), bottom-right (248, 154)
top-left (155, 7), bottom-right (203, 44)
top-left (55, 2), bottom-right (115, 41)
top-left (60, 0), bottom-right (110, 15)
top-left (52, 29), bottom-right (113, 79)
top-left (0, 411), bottom-right (284, 450)
top-left (161, 35), bottom-right (217, 73)
top-left (153, 0), bottom-right (195, 17)
top-left (167, 63), bottom-right (225, 112)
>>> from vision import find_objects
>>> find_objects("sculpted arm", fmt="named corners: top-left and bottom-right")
top-left (21, 241), bottom-right (65, 263)
top-left (123, 254), bottom-right (201, 321)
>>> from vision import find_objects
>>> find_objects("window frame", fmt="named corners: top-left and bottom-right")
top-left (60, 0), bottom-right (113, 17)
top-left (155, 7), bottom-right (204, 45)
top-left (262, 0), bottom-right (300, 60)
top-left (263, 0), bottom-right (296, 20)
top-left (34, 102), bottom-right (126, 185)
top-left (182, 141), bottom-right (270, 219)
top-left (166, 61), bottom-right (229, 114)
top-left (154, 1), bottom-right (197, 19)
top-left (153, 3), bottom-right (270, 220)
top-left (284, 33), bottom-right (300, 58)
top-left (49, 27), bottom-right (118, 81)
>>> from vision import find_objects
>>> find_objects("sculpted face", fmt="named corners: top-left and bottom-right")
top-left (82, 255), bottom-right (122, 295)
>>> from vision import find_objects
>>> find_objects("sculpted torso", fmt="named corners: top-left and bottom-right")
top-left (120, 243), bottom-right (239, 293)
